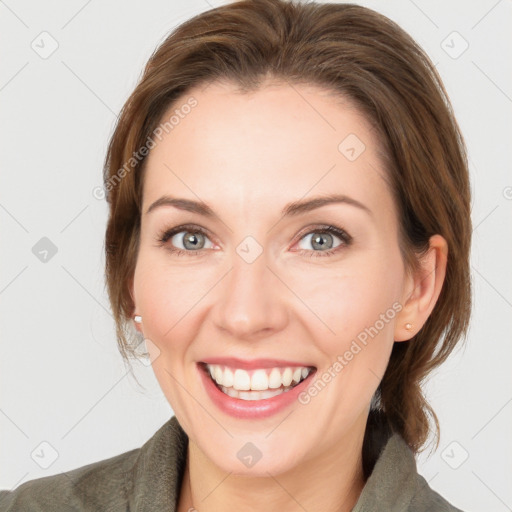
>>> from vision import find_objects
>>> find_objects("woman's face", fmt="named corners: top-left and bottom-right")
top-left (132, 80), bottom-right (412, 475)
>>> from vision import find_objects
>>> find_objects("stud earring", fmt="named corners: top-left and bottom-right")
top-left (405, 322), bottom-right (413, 331)
top-left (134, 315), bottom-right (142, 324)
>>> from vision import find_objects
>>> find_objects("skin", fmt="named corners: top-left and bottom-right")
top-left (130, 80), bottom-right (448, 512)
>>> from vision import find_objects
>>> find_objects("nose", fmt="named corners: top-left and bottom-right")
top-left (211, 248), bottom-right (289, 340)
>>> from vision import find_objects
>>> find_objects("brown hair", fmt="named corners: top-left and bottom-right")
top-left (103, 0), bottom-right (471, 464)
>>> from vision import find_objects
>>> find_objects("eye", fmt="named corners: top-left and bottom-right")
top-left (156, 224), bottom-right (214, 257)
top-left (295, 225), bottom-right (352, 258)
top-left (156, 223), bottom-right (352, 258)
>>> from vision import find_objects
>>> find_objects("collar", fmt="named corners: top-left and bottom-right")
top-left (352, 432), bottom-right (419, 510)
top-left (126, 416), bottom-right (188, 511)
top-left (125, 416), bottom-right (425, 512)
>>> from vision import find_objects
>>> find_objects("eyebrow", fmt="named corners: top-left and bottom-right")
top-left (144, 193), bottom-right (372, 218)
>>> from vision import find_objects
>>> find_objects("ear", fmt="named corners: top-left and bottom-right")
top-left (129, 275), bottom-right (143, 334)
top-left (394, 234), bottom-right (448, 342)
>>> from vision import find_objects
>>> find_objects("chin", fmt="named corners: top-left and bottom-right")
top-left (201, 436), bottom-right (305, 477)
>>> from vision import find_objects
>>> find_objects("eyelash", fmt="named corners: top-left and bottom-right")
top-left (155, 223), bottom-right (353, 258)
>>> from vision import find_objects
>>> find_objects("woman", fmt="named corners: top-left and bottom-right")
top-left (0, 0), bottom-right (471, 510)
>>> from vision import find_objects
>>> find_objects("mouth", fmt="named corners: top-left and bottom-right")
top-left (198, 361), bottom-right (317, 401)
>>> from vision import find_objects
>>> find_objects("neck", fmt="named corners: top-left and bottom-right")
top-left (178, 427), bottom-right (366, 512)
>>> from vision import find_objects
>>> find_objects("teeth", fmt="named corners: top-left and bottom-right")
top-left (239, 391), bottom-right (258, 401)
top-left (223, 367), bottom-right (234, 387)
top-left (251, 369), bottom-right (268, 391)
top-left (233, 369), bottom-right (251, 390)
top-left (220, 385), bottom-right (294, 401)
top-left (214, 365), bottom-right (223, 385)
top-left (282, 368), bottom-right (293, 387)
top-left (225, 387), bottom-right (238, 398)
top-left (268, 368), bottom-right (282, 389)
top-left (205, 364), bottom-right (313, 391)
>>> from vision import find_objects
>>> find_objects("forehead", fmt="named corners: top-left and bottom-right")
top-left (142, 80), bottom-right (393, 220)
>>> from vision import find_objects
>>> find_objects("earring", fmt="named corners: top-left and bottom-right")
top-left (405, 322), bottom-right (413, 331)
top-left (134, 315), bottom-right (142, 324)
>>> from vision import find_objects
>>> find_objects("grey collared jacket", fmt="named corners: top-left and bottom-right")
top-left (0, 415), bottom-right (464, 511)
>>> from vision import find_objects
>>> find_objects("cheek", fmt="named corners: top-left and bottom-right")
top-left (297, 259), bottom-right (403, 412)
top-left (289, 258), bottom-right (404, 410)
top-left (132, 252), bottom-right (206, 410)
top-left (290, 253), bottom-right (403, 342)
top-left (133, 252), bottom-right (175, 339)
top-left (132, 250), bottom-right (213, 352)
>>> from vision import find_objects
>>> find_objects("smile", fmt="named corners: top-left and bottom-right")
top-left (204, 363), bottom-right (314, 400)
top-left (197, 360), bottom-right (317, 419)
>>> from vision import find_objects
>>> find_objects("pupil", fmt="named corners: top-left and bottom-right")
top-left (312, 233), bottom-right (332, 250)
top-left (184, 232), bottom-right (203, 249)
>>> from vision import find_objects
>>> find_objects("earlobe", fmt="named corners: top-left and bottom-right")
top-left (394, 234), bottom-right (448, 342)
top-left (394, 320), bottom-right (415, 342)
top-left (132, 314), bottom-right (143, 333)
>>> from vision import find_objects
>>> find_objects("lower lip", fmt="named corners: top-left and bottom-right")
top-left (197, 363), bottom-right (316, 419)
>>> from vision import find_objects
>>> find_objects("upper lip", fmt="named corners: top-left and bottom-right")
top-left (200, 357), bottom-right (316, 370)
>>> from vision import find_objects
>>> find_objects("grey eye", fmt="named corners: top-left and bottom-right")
top-left (171, 230), bottom-right (214, 251)
top-left (298, 231), bottom-right (342, 251)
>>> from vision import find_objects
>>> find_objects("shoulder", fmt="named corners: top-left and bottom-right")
top-left (0, 416), bottom-right (188, 512)
top-left (0, 447), bottom-right (141, 512)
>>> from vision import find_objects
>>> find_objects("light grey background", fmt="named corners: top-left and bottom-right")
top-left (1, 1), bottom-right (511, 510)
